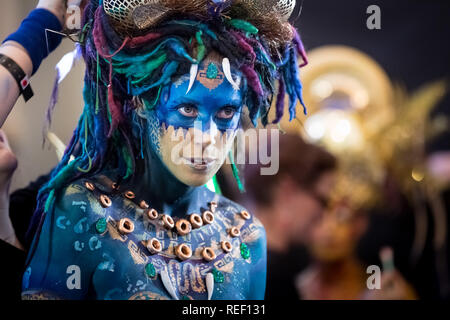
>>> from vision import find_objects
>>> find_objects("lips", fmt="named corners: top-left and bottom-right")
top-left (183, 157), bottom-right (217, 171)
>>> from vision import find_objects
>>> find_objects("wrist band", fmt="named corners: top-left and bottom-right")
top-left (2, 8), bottom-right (63, 76)
top-left (0, 54), bottom-right (34, 102)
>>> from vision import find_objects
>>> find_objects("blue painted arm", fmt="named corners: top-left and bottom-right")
top-left (247, 219), bottom-right (267, 300)
top-left (22, 184), bottom-right (101, 300)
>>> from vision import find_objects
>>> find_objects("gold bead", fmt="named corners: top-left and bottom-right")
top-left (118, 218), bottom-right (135, 234)
top-left (189, 214), bottom-right (203, 229)
top-left (201, 247), bottom-right (217, 262)
top-left (202, 211), bottom-right (215, 225)
top-left (175, 243), bottom-right (192, 261)
top-left (124, 191), bottom-right (136, 199)
top-left (221, 240), bottom-right (233, 253)
top-left (175, 219), bottom-right (192, 236)
top-left (111, 182), bottom-right (119, 190)
top-left (240, 210), bottom-right (251, 220)
top-left (85, 181), bottom-right (95, 191)
top-left (161, 214), bottom-right (175, 229)
top-left (99, 194), bottom-right (112, 208)
top-left (146, 208), bottom-right (159, 220)
top-left (229, 227), bottom-right (240, 238)
top-left (145, 238), bottom-right (162, 254)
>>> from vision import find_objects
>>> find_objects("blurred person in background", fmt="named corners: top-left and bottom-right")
top-left (0, 130), bottom-right (20, 249)
top-left (295, 0), bottom-right (449, 300)
top-left (0, 129), bottom-right (51, 300)
top-left (0, 129), bottom-right (25, 300)
top-left (0, 0), bottom-right (85, 300)
top-left (297, 202), bottom-right (368, 300)
top-left (297, 200), bottom-right (417, 300)
top-left (244, 133), bottom-right (337, 299)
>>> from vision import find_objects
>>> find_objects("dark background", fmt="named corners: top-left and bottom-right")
top-left (293, 0), bottom-right (450, 151)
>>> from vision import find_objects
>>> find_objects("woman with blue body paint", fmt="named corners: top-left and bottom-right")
top-left (21, 0), bottom-right (308, 300)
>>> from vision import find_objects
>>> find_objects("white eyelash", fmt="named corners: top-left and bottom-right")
top-left (186, 63), bottom-right (198, 95)
top-left (222, 58), bottom-right (240, 91)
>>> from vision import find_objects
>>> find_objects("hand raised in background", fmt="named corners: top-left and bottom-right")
top-left (37, 0), bottom-right (88, 27)
top-left (0, 130), bottom-right (17, 194)
top-left (0, 130), bottom-right (22, 249)
top-left (363, 247), bottom-right (418, 300)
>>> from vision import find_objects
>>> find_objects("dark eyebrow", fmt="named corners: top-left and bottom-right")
top-left (219, 104), bottom-right (240, 110)
top-left (176, 96), bottom-right (199, 104)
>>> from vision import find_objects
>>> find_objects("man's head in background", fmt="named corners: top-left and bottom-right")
top-left (244, 133), bottom-right (337, 251)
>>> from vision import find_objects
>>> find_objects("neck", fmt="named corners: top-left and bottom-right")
top-left (313, 257), bottom-right (361, 282)
top-left (131, 146), bottom-right (200, 218)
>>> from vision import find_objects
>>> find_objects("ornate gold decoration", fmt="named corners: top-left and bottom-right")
top-left (277, 45), bottom-right (448, 210)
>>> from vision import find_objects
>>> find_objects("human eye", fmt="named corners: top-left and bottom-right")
top-left (177, 103), bottom-right (198, 118)
top-left (216, 105), bottom-right (238, 120)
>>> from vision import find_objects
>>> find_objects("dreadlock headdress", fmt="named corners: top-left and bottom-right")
top-left (27, 0), bottom-right (307, 244)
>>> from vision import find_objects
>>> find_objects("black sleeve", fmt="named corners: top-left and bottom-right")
top-left (9, 174), bottom-right (50, 247)
top-left (0, 240), bottom-right (26, 300)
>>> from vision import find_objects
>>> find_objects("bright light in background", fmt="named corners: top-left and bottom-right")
top-left (305, 114), bottom-right (326, 141)
top-left (309, 74), bottom-right (370, 110)
top-left (411, 169), bottom-right (425, 182)
top-left (311, 79), bottom-right (333, 100)
top-left (305, 110), bottom-right (363, 152)
top-left (352, 89), bottom-right (370, 109)
top-left (331, 119), bottom-right (352, 143)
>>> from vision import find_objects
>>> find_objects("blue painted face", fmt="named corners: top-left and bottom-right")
top-left (138, 55), bottom-right (245, 187)
top-left (155, 61), bottom-right (243, 132)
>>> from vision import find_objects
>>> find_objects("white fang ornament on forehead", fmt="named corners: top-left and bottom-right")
top-left (186, 63), bottom-right (198, 95)
top-left (222, 58), bottom-right (240, 91)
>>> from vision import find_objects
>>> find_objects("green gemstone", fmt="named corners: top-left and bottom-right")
top-left (240, 243), bottom-right (250, 260)
top-left (206, 63), bottom-right (218, 79)
top-left (95, 218), bottom-right (107, 234)
top-left (182, 295), bottom-right (191, 300)
top-left (145, 263), bottom-right (156, 278)
top-left (212, 268), bottom-right (224, 283)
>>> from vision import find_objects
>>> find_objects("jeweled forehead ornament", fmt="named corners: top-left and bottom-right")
top-left (186, 55), bottom-right (241, 94)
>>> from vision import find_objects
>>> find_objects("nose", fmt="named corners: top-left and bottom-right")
top-left (193, 120), bottom-right (218, 148)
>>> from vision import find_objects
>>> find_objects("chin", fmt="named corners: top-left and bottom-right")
top-left (172, 164), bottom-right (219, 187)
top-left (312, 246), bottom-right (346, 262)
